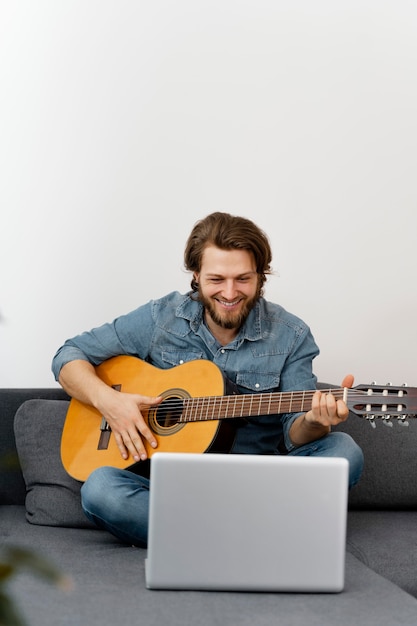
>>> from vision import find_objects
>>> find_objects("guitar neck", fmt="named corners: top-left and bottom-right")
top-left (180, 388), bottom-right (345, 422)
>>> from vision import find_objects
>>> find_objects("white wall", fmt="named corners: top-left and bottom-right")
top-left (1, 0), bottom-right (416, 389)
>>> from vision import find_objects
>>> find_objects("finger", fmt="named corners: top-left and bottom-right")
top-left (336, 399), bottom-right (349, 421)
top-left (341, 374), bottom-right (354, 389)
top-left (137, 397), bottom-right (161, 449)
top-left (128, 429), bottom-right (149, 462)
top-left (322, 391), bottom-right (337, 417)
top-left (139, 395), bottom-right (163, 408)
top-left (118, 425), bottom-right (149, 463)
top-left (133, 419), bottom-right (158, 451)
top-left (114, 432), bottom-right (131, 461)
top-left (311, 390), bottom-right (322, 415)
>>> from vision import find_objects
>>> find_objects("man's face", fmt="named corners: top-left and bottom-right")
top-left (195, 245), bottom-right (261, 332)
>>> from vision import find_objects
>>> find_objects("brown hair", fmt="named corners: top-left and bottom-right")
top-left (184, 212), bottom-right (272, 293)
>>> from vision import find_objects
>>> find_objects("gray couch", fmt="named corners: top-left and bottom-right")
top-left (2, 386), bottom-right (417, 625)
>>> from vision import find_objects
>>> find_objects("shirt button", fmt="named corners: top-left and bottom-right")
top-left (221, 349), bottom-right (225, 354)
top-left (255, 383), bottom-right (260, 389)
top-left (179, 360), bottom-right (184, 364)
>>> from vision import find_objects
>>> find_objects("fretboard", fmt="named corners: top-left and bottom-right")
top-left (179, 388), bottom-right (346, 422)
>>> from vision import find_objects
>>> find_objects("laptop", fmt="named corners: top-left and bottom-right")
top-left (145, 452), bottom-right (348, 592)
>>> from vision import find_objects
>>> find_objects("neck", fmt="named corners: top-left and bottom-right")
top-left (204, 312), bottom-right (239, 346)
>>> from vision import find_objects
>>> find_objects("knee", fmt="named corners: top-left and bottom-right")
top-left (336, 431), bottom-right (363, 463)
top-left (81, 466), bottom-right (120, 515)
top-left (331, 432), bottom-right (364, 488)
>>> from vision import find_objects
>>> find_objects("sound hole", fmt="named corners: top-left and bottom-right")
top-left (155, 397), bottom-right (184, 427)
top-left (148, 389), bottom-right (188, 437)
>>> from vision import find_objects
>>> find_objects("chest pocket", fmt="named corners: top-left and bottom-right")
top-left (161, 350), bottom-right (206, 368)
top-left (235, 371), bottom-right (280, 394)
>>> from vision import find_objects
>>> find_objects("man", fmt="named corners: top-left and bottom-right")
top-left (52, 212), bottom-right (363, 547)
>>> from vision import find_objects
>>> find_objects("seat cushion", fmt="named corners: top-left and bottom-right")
top-left (347, 510), bottom-right (417, 597)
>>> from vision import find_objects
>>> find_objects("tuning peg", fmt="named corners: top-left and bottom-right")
top-left (398, 417), bottom-right (409, 427)
top-left (366, 414), bottom-right (377, 428)
top-left (382, 416), bottom-right (393, 428)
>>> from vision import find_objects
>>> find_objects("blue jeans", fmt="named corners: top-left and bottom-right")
top-left (81, 432), bottom-right (363, 547)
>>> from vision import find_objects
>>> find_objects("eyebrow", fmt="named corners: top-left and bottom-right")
top-left (205, 271), bottom-right (257, 279)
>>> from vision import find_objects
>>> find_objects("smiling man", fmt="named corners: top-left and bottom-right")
top-left (52, 212), bottom-right (363, 547)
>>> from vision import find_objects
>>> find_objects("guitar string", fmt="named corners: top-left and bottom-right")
top-left (143, 389), bottom-right (386, 424)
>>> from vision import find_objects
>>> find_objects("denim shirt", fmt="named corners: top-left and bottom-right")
top-left (52, 291), bottom-right (319, 454)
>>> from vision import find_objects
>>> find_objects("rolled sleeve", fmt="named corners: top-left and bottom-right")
top-left (51, 344), bottom-right (94, 381)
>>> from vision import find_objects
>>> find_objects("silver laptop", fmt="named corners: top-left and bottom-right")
top-left (145, 452), bottom-right (348, 592)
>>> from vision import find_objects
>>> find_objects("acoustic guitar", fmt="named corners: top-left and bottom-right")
top-left (60, 355), bottom-right (417, 481)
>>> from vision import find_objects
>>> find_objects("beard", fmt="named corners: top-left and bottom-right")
top-left (198, 287), bottom-right (261, 330)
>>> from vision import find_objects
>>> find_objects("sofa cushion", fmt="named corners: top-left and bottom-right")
top-left (0, 388), bottom-right (70, 505)
top-left (337, 408), bottom-right (417, 509)
top-left (3, 508), bottom-right (417, 625)
top-left (347, 510), bottom-right (417, 597)
top-left (316, 382), bottom-right (417, 509)
top-left (13, 399), bottom-right (95, 528)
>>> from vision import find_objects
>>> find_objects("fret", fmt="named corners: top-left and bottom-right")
top-left (240, 396), bottom-right (245, 417)
top-left (180, 398), bottom-right (189, 423)
top-left (188, 397), bottom-right (197, 422)
top-left (202, 396), bottom-right (210, 422)
top-left (211, 397), bottom-right (217, 419)
top-left (224, 394), bottom-right (233, 420)
top-left (222, 397), bottom-right (228, 419)
top-left (301, 390), bottom-right (306, 413)
top-left (191, 396), bottom-right (202, 421)
top-left (233, 393), bottom-right (239, 418)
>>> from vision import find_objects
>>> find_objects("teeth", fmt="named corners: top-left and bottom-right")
top-left (218, 300), bottom-right (239, 307)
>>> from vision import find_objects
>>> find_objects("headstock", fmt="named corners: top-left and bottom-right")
top-left (347, 383), bottom-right (417, 426)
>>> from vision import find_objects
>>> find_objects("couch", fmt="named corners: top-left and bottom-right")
top-left (2, 385), bottom-right (417, 626)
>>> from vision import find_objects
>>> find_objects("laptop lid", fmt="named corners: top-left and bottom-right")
top-left (145, 452), bottom-right (348, 592)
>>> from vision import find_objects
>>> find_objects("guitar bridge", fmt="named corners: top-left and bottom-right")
top-left (97, 384), bottom-right (121, 450)
top-left (98, 417), bottom-right (111, 450)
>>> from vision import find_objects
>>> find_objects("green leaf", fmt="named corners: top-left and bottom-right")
top-left (0, 547), bottom-right (72, 590)
top-left (0, 591), bottom-right (26, 626)
top-left (0, 564), bottom-right (14, 583)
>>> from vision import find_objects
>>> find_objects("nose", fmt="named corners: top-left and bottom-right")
top-left (222, 279), bottom-right (238, 300)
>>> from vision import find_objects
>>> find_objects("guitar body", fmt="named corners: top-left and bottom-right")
top-left (61, 356), bottom-right (234, 481)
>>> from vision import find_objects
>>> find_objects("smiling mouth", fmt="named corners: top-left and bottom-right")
top-left (215, 298), bottom-right (242, 308)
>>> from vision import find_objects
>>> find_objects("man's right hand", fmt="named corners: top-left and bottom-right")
top-left (96, 387), bottom-right (162, 462)
top-left (59, 359), bottom-right (161, 462)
